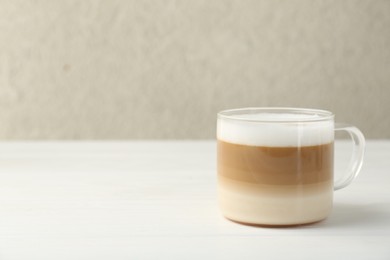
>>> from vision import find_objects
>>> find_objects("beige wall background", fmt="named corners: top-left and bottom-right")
top-left (0, 0), bottom-right (389, 139)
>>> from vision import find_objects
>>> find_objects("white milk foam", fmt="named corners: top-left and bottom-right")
top-left (218, 113), bottom-right (334, 147)
top-left (232, 112), bottom-right (323, 121)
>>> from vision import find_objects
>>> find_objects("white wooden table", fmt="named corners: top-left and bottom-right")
top-left (0, 141), bottom-right (389, 259)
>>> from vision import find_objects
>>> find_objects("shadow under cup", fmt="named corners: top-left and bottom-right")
top-left (217, 108), bottom-right (336, 226)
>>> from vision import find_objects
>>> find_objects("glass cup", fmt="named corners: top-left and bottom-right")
top-left (217, 107), bottom-right (365, 226)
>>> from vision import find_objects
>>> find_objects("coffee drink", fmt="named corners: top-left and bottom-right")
top-left (217, 111), bottom-right (335, 226)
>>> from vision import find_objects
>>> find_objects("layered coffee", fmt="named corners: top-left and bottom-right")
top-left (217, 112), bottom-right (334, 225)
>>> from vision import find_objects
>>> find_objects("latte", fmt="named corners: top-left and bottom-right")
top-left (217, 111), bottom-right (334, 226)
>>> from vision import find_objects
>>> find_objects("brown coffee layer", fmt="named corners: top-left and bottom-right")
top-left (218, 140), bottom-right (333, 185)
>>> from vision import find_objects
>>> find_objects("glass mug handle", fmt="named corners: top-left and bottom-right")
top-left (334, 123), bottom-right (366, 190)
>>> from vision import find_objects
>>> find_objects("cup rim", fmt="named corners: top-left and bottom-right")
top-left (218, 107), bottom-right (334, 123)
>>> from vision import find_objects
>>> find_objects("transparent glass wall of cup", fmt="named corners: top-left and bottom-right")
top-left (217, 108), bottom-right (365, 226)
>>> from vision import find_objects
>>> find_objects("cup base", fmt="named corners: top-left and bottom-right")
top-left (224, 216), bottom-right (327, 228)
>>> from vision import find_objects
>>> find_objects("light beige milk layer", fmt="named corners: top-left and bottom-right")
top-left (219, 176), bottom-right (333, 225)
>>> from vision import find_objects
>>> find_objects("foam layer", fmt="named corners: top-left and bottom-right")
top-left (231, 112), bottom-right (324, 121)
top-left (218, 113), bottom-right (334, 147)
